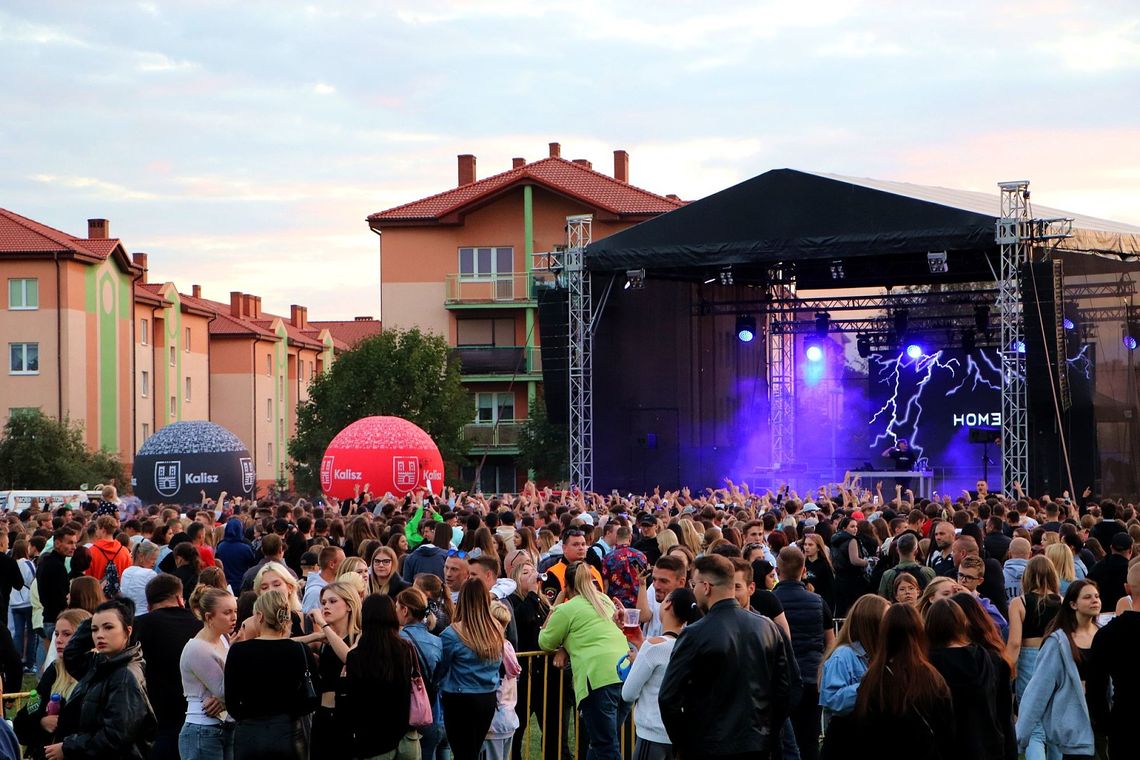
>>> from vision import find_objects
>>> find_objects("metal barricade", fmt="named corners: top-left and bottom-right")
top-left (515, 651), bottom-right (636, 760)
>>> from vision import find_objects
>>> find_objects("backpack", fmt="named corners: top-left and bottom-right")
top-left (97, 546), bottom-right (122, 597)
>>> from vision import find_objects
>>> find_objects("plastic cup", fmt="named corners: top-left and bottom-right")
top-left (622, 608), bottom-right (640, 628)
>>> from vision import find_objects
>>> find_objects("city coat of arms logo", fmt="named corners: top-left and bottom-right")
top-left (155, 461), bottom-right (181, 497)
top-left (393, 456), bottom-right (419, 491)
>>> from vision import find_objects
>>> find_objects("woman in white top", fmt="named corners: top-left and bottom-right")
top-left (179, 587), bottom-right (238, 760)
top-left (621, 587), bottom-right (702, 760)
top-left (10, 538), bottom-right (38, 672)
top-left (120, 540), bottom-right (159, 614)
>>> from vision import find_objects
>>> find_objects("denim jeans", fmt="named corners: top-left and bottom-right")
top-left (39, 621), bottom-right (55, 672)
top-left (419, 722), bottom-right (449, 760)
top-left (1017, 648), bottom-right (1061, 760)
top-left (11, 606), bottom-right (38, 670)
top-left (578, 683), bottom-right (630, 760)
top-left (178, 721), bottom-right (234, 760)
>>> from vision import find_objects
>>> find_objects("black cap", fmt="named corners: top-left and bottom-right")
top-left (637, 513), bottom-right (657, 526)
top-left (300, 551), bottom-right (319, 567)
top-left (273, 518), bottom-right (290, 534)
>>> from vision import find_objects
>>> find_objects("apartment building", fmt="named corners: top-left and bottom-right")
top-left (367, 143), bottom-right (682, 490)
top-left (2, 207), bottom-right (365, 491)
top-left (0, 210), bottom-right (138, 459)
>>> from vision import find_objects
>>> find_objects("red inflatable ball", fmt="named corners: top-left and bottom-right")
top-left (320, 416), bottom-right (445, 500)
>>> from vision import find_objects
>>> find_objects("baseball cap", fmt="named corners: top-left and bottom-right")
top-left (851, 510), bottom-right (865, 520)
top-left (300, 551), bottom-right (319, 568)
top-left (579, 513), bottom-right (595, 527)
top-left (801, 503), bottom-right (820, 513)
top-left (637, 513), bottom-right (657, 526)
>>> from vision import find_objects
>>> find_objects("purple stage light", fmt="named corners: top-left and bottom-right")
top-left (905, 344), bottom-right (923, 359)
top-left (805, 344), bottom-right (824, 362)
top-left (1062, 317), bottom-right (1075, 331)
top-left (1124, 335), bottom-right (1138, 351)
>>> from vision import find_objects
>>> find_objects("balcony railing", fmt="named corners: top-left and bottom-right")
top-left (445, 273), bottom-right (537, 304)
top-left (453, 346), bottom-right (541, 375)
top-left (464, 422), bottom-right (523, 448)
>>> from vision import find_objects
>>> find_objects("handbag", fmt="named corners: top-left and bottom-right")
top-left (293, 641), bottom-right (319, 718)
top-left (407, 643), bottom-right (433, 728)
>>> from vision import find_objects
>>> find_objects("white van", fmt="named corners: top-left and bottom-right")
top-left (0, 490), bottom-right (94, 513)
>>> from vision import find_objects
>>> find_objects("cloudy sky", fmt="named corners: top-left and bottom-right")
top-left (3, 1), bottom-right (1139, 318)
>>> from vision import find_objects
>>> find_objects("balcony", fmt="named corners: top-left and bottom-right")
top-left (453, 346), bottom-right (542, 381)
top-left (444, 273), bottom-right (548, 308)
top-left (464, 421), bottom-right (523, 453)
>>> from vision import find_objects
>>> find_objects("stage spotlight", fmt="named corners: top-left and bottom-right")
top-left (829, 260), bottom-right (845, 280)
top-left (719, 268), bottom-right (734, 286)
top-left (962, 329), bottom-right (977, 353)
top-left (927, 251), bottom-right (949, 274)
top-left (1062, 317), bottom-right (1075, 331)
top-left (893, 309), bottom-right (909, 338)
top-left (735, 315), bottom-right (757, 343)
top-left (1123, 320), bottom-right (1140, 350)
top-left (1010, 339), bottom-right (1026, 354)
top-left (856, 335), bottom-right (871, 358)
top-left (625, 268), bottom-right (646, 290)
top-left (974, 305), bottom-right (990, 335)
top-left (815, 311), bottom-right (831, 336)
top-left (805, 343), bottom-right (824, 362)
top-left (905, 344), bottom-right (923, 359)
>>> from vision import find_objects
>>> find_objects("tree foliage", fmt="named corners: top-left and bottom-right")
top-left (517, 396), bottom-right (569, 485)
top-left (289, 328), bottom-right (470, 495)
top-left (0, 411), bottom-right (125, 490)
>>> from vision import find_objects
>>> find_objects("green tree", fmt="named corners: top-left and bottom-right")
top-left (289, 328), bottom-right (470, 495)
top-left (517, 396), bottom-right (569, 485)
top-left (0, 410), bottom-right (125, 489)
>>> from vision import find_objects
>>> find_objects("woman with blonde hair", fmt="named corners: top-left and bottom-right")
top-left (335, 556), bottom-right (369, 587)
top-left (308, 581), bottom-right (362, 760)
top-left (13, 609), bottom-right (91, 758)
top-left (225, 590), bottom-right (318, 759)
top-left (1005, 555), bottom-right (1061, 760)
top-left (656, 528), bottom-right (678, 556)
top-left (819, 594), bottom-right (890, 758)
top-left (179, 589), bottom-right (237, 760)
top-left (1044, 542), bottom-right (1076, 595)
top-left (189, 567), bottom-right (230, 619)
top-left (539, 561), bottom-right (631, 760)
top-left (253, 561), bottom-right (304, 637)
top-left (368, 545), bottom-right (411, 598)
top-left (677, 519), bottom-right (704, 556)
top-left (437, 578), bottom-right (506, 760)
top-left (801, 533), bottom-right (835, 609)
top-left (916, 576), bottom-right (958, 617)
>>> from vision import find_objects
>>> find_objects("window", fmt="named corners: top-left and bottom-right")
top-left (185, 327), bottom-right (191, 352)
top-left (8, 407), bottom-right (38, 419)
top-left (169, 346), bottom-right (176, 367)
top-left (170, 395), bottom-right (177, 418)
top-left (458, 247), bottom-right (513, 280)
top-left (8, 279), bottom-right (38, 310)
top-left (266, 353), bottom-right (272, 376)
top-left (9, 343), bottom-right (39, 374)
top-left (267, 442), bottom-right (273, 465)
top-left (141, 423), bottom-right (150, 441)
top-left (475, 392), bottom-right (515, 423)
top-left (185, 377), bottom-right (192, 402)
top-left (456, 318), bottom-right (516, 347)
top-left (140, 371), bottom-right (150, 397)
top-left (140, 319), bottom-right (149, 345)
top-left (266, 398), bottom-right (272, 422)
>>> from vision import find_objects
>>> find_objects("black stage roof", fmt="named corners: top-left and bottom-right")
top-left (585, 169), bottom-right (1140, 288)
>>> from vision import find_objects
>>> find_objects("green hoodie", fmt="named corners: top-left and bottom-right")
top-left (405, 504), bottom-right (444, 550)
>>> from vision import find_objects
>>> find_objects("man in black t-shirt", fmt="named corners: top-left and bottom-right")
top-left (882, 438), bottom-right (918, 490)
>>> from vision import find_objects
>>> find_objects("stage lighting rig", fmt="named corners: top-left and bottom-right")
top-left (927, 251), bottom-right (949, 274)
top-left (892, 309), bottom-right (909, 340)
top-left (719, 267), bottom-right (734, 286)
top-left (830, 260), bottom-right (846, 280)
top-left (1124, 319), bottom-right (1140, 351)
top-left (624, 268), bottom-right (646, 290)
top-left (815, 311), bottom-right (831, 336)
top-left (805, 340), bottom-right (824, 362)
top-left (735, 315), bottom-right (757, 343)
top-left (856, 335), bottom-right (872, 358)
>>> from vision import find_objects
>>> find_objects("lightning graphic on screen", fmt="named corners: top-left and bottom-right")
top-left (1066, 344), bottom-right (1092, 381)
top-left (869, 350), bottom-right (961, 449)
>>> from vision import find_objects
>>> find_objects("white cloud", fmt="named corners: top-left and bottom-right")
top-left (312, 82), bottom-right (336, 95)
top-left (135, 51), bottom-right (199, 72)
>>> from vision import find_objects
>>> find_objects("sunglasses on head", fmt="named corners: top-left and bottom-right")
top-left (564, 529), bottom-right (586, 538)
top-left (447, 549), bottom-right (468, 558)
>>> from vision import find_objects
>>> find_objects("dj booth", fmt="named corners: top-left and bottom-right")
top-left (849, 470), bottom-right (935, 499)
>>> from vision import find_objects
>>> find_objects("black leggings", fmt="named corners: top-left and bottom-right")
top-left (442, 691), bottom-right (498, 760)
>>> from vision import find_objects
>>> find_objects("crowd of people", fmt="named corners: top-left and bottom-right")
top-left (0, 474), bottom-right (1135, 760)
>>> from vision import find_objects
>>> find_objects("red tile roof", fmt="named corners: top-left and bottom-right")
top-left (0, 207), bottom-right (122, 260)
top-left (308, 319), bottom-right (381, 347)
top-left (368, 157), bottom-right (683, 224)
top-left (134, 283), bottom-right (168, 307)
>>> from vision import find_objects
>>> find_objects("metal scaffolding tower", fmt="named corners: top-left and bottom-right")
top-left (562, 215), bottom-right (594, 491)
top-left (996, 181), bottom-right (1031, 491)
top-left (767, 266), bottom-right (796, 467)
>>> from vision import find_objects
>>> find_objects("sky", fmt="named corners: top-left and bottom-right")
top-left (2, 0), bottom-right (1139, 319)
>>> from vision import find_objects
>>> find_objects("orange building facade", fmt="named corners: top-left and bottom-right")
top-left (368, 143), bottom-right (682, 490)
top-left (2, 209), bottom-right (374, 493)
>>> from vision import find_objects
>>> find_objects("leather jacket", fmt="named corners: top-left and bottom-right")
top-left (659, 598), bottom-right (794, 757)
top-left (60, 642), bottom-right (157, 760)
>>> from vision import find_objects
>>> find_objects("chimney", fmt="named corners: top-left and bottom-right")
top-left (132, 252), bottom-right (148, 284)
top-left (613, 150), bottom-right (629, 183)
top-left (191, 284), bottom-right (201, 298)
top-left (548, 142), bottom-right (561, 158)
top-left (252, 296), bottom-right (262, 319)
top-left (354, 316), bottom-right (375, 322)
top-left (512, 157), bottom-right (525, 169)
top-left (290, 304), bottom-right (308, 329)
top-left (572, 159), bottom-right (592, 169)
top-left (458, 154), bottom-right (476, 186)
top-left (87, 218), bottom-right (109, 239)
top-left (230, 291), bottom-right (243, 317)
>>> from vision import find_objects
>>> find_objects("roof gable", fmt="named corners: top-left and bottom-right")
top-left (0, 208), bottom-right (137, 272)
top-left (367, 157), bottom-right (683, 225)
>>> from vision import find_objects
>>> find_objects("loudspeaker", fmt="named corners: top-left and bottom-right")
top-left (537, 287), bottom-right (569, 425)
top-left (1021, 261), bottom-right (1070, 414)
